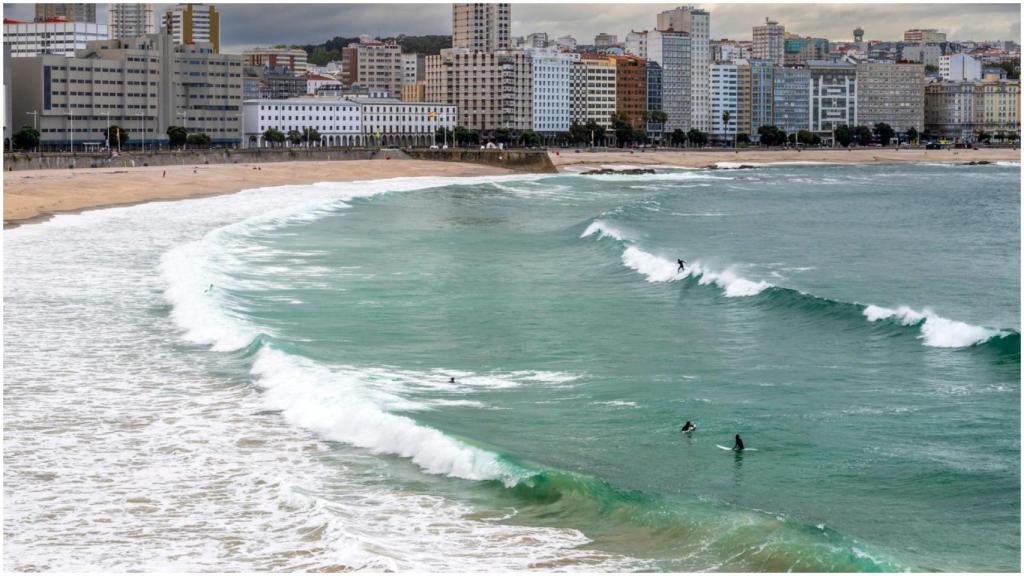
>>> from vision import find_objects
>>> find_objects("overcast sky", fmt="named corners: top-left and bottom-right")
top-left (3, 2), bottom-right (1019, 53)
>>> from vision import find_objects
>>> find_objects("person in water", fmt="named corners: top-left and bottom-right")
top-left (677, 259), bottom-right (687, 272)
top-left (448, 377), bottom-right (455, 384)
top-left (733, 434), bottom-right (745, 451)
top-left (680, 421), bottom-right (696, 432)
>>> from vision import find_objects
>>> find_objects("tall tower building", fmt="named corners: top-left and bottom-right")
top-left (452, 3), bottom-right (510, 52)
top-left (34, 3), bottom-right (97, 22)
top-left (108, 4), bottom-right (156, 39)
top-left (853, 27), bottom-right (864, 43)
top-left (163, 3), bottom-right (220, 53)
top-left (752, 18), bottom-right (785, 66)
top-left (656, 6), bottom-right (709, 131)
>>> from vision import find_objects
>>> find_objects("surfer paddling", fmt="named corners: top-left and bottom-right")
top-left (680, 421), bottom-right (696, 432)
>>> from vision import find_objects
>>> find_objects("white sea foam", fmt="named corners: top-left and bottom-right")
top-left (580, 171), bottom-right (734, 182)
top-left (714, 161), bottom-right (832, 169)
top-left (619, 246), bottom-right (772, 297)
top-left (581, 219), bottom-right (628, 241)
top-left (995, 161), bottom-right (1021, 167)
top-left (862, 304), bottom-right (1006, 348)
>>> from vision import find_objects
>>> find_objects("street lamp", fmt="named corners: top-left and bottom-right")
top-left (136, 111), bottom-right (145, 153)
top-left (103, 111), bottom-right (110, 150)
top-left (25, 110), bottom-right (38, 153)
top-left (67, 109), bottom-right (74, 153)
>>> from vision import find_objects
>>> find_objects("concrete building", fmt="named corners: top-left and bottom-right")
top-left (452, 2), bottom-right (510, 52)
top-left (525, 32), bottom-right (549, 49)
top-left (648, 30), bottom-right (692, 131)
top-left (35, 3), bottom-right (96, 22)
top-left (711, 39), bottom-right (750, 63)
top-left (854, 27), bottom-right (864, 43)
top-left (646, 61), bottom-right (663, 140)
top-left (901, 44), bottom-right (943, 67)
top-left (746, 59), bottom-right (774, 139)
top-left (108, 4), bottom-right (155, 39)
top-left (809, 60), bottom-right (857, 141)
top-left (856, 62), bottom-right (924, 133)
top-left (307, 72), bottom-right (343, 96)
top-left (401, 80), bottom-right (427, 102)
top-left (656, 6), bottom-right (710, 131)
top-left (570, 60), bottom-right (586, 125)
top-left (734, 60), bottom-right (752, 138)
top-left (578, 55), bottom-right (617, 129)
top-left (710, 62), bottom-right (739, 143)
top-left (402, 53), bottom-right (424, 87)
top-left (904, 29), bottom-right (946, 43)
top-left (625, 30), bottom-right (648, 59)
top-left (784, 36), bottom-right (829, 67)
top-left (611, 55), bottom-right (647, 131)
top-left (163, 3), bottom-right (219, 53)
top-left (242, 96), bottom-right (455, 148)
top-left (247, 65), bottom-right (306, 99)
top-left (647, 29), bottom-right (691, 132)
top-left (3, 18), bottom-right (109, 57)
top-left (925, 81), bottom-right (976, 141)
top-left (772, 66), bottom-right (810, 135)
top-left (425, 49), bottom-right (532, 132)
top-left (354, 40), bottom-right (403, 97)
top-left (973, 79), bottom-right (1020, 136)
top-left (341, 45), bottom-right (358, 87)
top-left (556, 35), bottom-right (577, 52)
top-left (594, 33), bottom-right (619, 48)
top-left (242, 47), bottom-right (307, 76)
top-left (752, 18), bottom-right (785, 66)
top-left (940, 53), bottom-right (982, 81)
top-left (10, 33), bottom-right (242, 149)
top-left (528, 49), bottom-right (577, 136)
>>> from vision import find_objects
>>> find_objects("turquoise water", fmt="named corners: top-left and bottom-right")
top-left (5, 163), bottom-right (1019, 571)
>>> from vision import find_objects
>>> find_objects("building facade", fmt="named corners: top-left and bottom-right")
top-left (354, 40), bottom-right (403, 97)
top-left (901, 44), bottom-right (943, 67)
top-left (904, 29), bottom-right (946, 43)
top-left (646, 61), bottom-right (663, 140)
top-left (529, 49), bottom-right (577, 136)
top-left (579, 55), bottom-right (617, 129)
top-left (752, 18), bottom-right (785, 66)
top-left (809, 60), bottom-right (857, 140)
top-left (242, 47), bottom-right (308, 76)
top-left (940, 53), bottom-right (982, 81)
top-left (656, 6), bottom-right (709, 131)
top-left (748, 59), bottom-right (774, 137)
top-left (425, 49), bottom-right (532, 132)
top-left (401, 80), bottom-right (427, 102)
top-left (594, 33), bottom-right (619, 48)
top-left (611, 55), bottom-right (647, 131)
top-left (783, 36), bottom-right (829, 67)
top-left (10, 33), bottom-right (242, 148)
top-left (856, 62), bottom-right (924, 132)
top-left (35, 3), bottom-right (96, 22)
top-left (925, 79), bottom-right (1021, 141)
top-left (402, 53), bottom-right (424, 88)
top-left (647, 29), bottom-right (691, 132)
top-left (452, 2), bottom-right (510, 52)
top-left (710, 62), bottom-right (739, 142)
top-left (3, 19), bottom-right (109, 57)
top-left (772, 66), bottom-right (810, 135)
top-left (107, 4), bottom-right (155, 39)
top-left (163, 3), bottom-right (219, 53)
top-left (625, 30), bottom-right (648, 59)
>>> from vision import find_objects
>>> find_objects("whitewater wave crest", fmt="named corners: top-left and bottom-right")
top-left (862, 304), bottom-right (1011, 348)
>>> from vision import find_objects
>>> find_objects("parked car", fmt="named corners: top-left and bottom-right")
top-left (925, 142), bottom-right (942, 150)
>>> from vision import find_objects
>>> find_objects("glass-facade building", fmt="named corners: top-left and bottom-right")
top-left (772, 66), bottom-right (810, 135)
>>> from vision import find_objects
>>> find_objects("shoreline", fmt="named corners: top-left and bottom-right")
top-left (547, 147), bottom-right (1021, 169)
top-left (3, 159), bottom-right (513, 228)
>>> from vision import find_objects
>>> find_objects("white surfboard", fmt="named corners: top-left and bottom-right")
top-left (717, 445), bottom-right (757, 451)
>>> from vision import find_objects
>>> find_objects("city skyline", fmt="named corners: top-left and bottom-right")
top-left (2, 2), bottom-right (1020, 54)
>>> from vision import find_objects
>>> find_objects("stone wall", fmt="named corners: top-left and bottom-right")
top-left (403, 149), bottom-right (557, 172)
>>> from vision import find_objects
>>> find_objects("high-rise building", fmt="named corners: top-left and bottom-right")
top-left (570, 60), bottom-right (587, 126)
top-left (656, 6), bottom-right (709, 131)
top-left (525, 32), bottom-right (549, 49)
top-left (556, 35), bottom-right (577, 52)
top-left (3, 18), bottom-right (108, 57)
top-left (646, 61), bottom-right (663, 140)
top-left (352, 40), bottom-right (403, 97)
top-left (594, 33), bottom-right (619, 48)
top-left (856, 62), bottom-right (925, 133)
top-left (647, 29), bottom-right (691, 132)
top-left (242, 47), bottom-right (308, 76)
top-left (940, 53), bottom-right (982, 81)
top-left (783, 36), bottom-right (829, 67)
top-left (402, 53), bottom-right (425, 88)
top-left (10, 33), bottom-right (243, 148)
top-left (625, 31), bottom-right (648, 59)
top-left (904, 29), bottom-right (946, 43)
top-left (752, 18), bottom-right (785, 66)
top-left (747, 59), bottom-right (774, 138)
top-left (809, 60), bottom-right (857, 141)
top-left (425, 49), bottom-right (531, 131)
top-left (162, 3), bottom-right (219, 53)
top-left (34, 3), bottom-right (96, 23)
top-left (528, 49), bottom-right (577, 136)
top-left (901, 44), bottom-right (943, 67)
top-left (710, 62), bottom-right (738, 142)
top-left (853, 27), bottom-right (864, 43)
top-left (108, 4), bottom-right (155, 39)
top-left (711, 39), bottom-right (750, 63)
top-left (734, 60), bottom-right (752, 138)
top-left (452, 3), bottom-right (510, 52)
top-left (611, 55), bottom-right (647, 131)
top-left (772, 66), bottom-right (810, 135)
top-left (578, 55), bottom-right (617, 129)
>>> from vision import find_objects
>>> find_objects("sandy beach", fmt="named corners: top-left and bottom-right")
top-left (3, 159), bottom-right (512, 227)
top-left (548, 147), bottom-right (1021, 169)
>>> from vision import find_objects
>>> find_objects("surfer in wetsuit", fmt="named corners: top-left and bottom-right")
top-left (677, 259), bottom-right (687, 272)
top-left (681, 421), bottom-right (696, 432)
top-left (733, 434), bottom-right (745, 451)
top-left (448, 377), bottom-right (455, 384)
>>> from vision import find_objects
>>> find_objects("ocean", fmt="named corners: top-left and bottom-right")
top-left (4, 162), bottom-right (1020, 571)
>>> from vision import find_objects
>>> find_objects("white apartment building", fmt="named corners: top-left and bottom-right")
top-left (307, 73), bottom-right (342, 95)
top-left (625, 30), bottom-right (648, 58)
top-left (809, 60), bottom-right (857, 140)
top-left (752, 18), bottom-right (785, 66)
top-left (3, 19), bottom-right (108, 57)
top-left (710, 63), bottom-right (739, 141)
top-left (657, 6), bottom-right (710, 131)
top-left (163, 3), bottom-right (219, 53)
top-left (940, 53), bottom-right (982, 81)
top-left (107, 4), bottom-right (155, 39)
top-left (241, 96), bottom-right (455, 148)
top-left (452, 2), bottom-right (510, 51)
top-left (528, 49), bottom-right (578, 136)
top-left (355, 41), bottom-right (403, 97)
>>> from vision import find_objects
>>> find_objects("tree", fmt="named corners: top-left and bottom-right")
top-left (167, 125), bottom-right (188, 148)
top-left (12, 125), bottom-right (39, 151)
top-left (669, 129), bottom-right (687, 147)
top-left (584, 120), bottom-right (606, 147)
top-left (796, 129), bottom-right (816, 146)
top-left (187, 133), bottom-right (212, 148)
top-left (105, 125), bottom-right (130, 148)
top-left (287, 129), bottom-right (304, 146)
top-left (492, 127), bottom-right (512, 146)
top-left (834, 124), bottom-right (854, 147)
top-left (852, 125), bottom-right (873, 146)
top-left (555, 132), bottom-right (572, 147)
top-left (721, 111), bottom-right (732, 146)
top-left (975, 130), bottom-right (991, 144)
top-left (735, 133), bottom-right (750, 145)
top-left (301, 127), bottom-right (321, 146)
top-left (646, 110), bottom-right (668, 124)
top-left (434, 126), bottom-right (453, 145)
top-left (520, 129), bottom-right (542, 148)
top-left (453, 125), bottom-right (471, 147)
top-left (687, 128), bottom-right (707, 148)
top-left (757, 125), bottom-right (786, 147)
top-left (568, 122), bottom-right (590, 146)
top-left (263, 127), bottom-right (286, 147)
top-left (873, 122), bottom-right (896, 146)
top-left (610, 112), bottom-right (634, 148)
top-left (924, 64), bottom-right (939, 74)
top-left (997, 58), bottom-right (1020, 80)
top-left (906, 127), bottom-right (919, 144)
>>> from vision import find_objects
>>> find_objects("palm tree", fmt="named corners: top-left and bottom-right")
top-left (721, 111), bottom-right (732, 148)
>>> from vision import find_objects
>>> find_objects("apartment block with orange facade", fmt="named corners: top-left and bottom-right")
top-left (610, 55), bottom-right (648, 131)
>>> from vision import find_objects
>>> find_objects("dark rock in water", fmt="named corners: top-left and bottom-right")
top-left (964, 160), bottom-right (991, 165)
top-left (581, 168), bottom-right (656, 175)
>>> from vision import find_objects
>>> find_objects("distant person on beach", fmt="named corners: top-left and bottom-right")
top-left (677, 259), bottom-right (687, 272)
top-left (681, 421), bottom-right (696, 432)
top-left (733, 434), bottom-right (745, 451)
